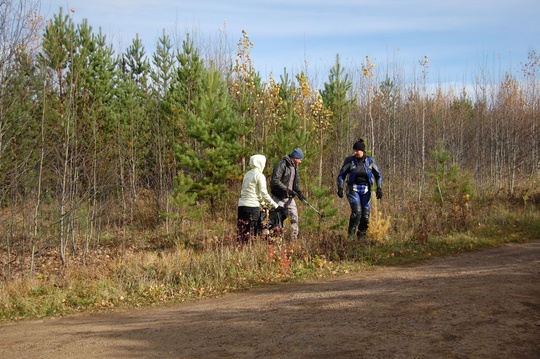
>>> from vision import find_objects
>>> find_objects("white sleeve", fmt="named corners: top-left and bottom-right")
top-left (257, 173), bottom-right (278, 208)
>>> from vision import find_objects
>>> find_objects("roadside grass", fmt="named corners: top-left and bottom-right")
top-left (0, 202), bottom-right (538, 323)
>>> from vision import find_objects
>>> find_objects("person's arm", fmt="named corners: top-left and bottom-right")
top-left (369, 157), bottom-right (383, 199)
top-left (257, 173), bottom-right (279, 208)
top-left (337, 157), bottom-right (351, 197)
top-left (270, 161), bottom-right (287, 194)
top-left (370, 158), bottom-right (383, 189)
top-left (292, 167), bottom-right (305, 200)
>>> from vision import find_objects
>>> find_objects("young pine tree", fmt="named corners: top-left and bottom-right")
top-left (176, 66), bottom-right (245, 217)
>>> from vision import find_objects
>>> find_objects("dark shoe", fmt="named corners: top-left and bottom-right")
top-left (356, 230), bottom-right (366, 239)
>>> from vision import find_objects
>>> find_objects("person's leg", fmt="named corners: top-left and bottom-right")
top-left (237, 206), bottom-right (260, 243)
top-left (288, 199), bottom-right (299, 240)
top-left (347, 190), bottom-right (361, 238)
top-left (348, 202), bottom-right (362, 238)
top-left (256, 208), bottom-right (268, 236)
top-left (358, 191), bottom-right (372, 237)
top-left (249, 207), bottom-right (261, 238)
top-left (237, 206), bottom-right (250, 243)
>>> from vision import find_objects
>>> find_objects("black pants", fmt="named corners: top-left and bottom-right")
top-left (237, 206), bottom-right (260, 243)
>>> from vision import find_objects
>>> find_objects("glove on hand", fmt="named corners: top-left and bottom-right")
top-left (276, 206), bottom-right (286, 214)
top-left (296, 192), bottom-right (306, 201)
top-left (337, 188), bottom-right (344, 198)
top-left (376, 187), bottom-right (383, 199)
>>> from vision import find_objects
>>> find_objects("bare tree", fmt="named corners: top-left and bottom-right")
top-left (0, 0), bottom-right (43, 276)
top-left (0, 0), bottom-right (42, 157)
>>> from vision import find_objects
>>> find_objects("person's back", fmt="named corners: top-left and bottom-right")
top-left (237, 154), bottom-right (278, 244)
top-left (239, 155), bottom-right (271, 207)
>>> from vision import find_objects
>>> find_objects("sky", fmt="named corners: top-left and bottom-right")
top-left (40, 0), bottom-right (539, 88)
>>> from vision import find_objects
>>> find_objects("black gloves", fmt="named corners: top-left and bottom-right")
top-left (276, 206), bottom-right (286, 215)
top-left (337, 188), bottom-right (344, 198)
top-left (290, 190), bottom-right (305, 201)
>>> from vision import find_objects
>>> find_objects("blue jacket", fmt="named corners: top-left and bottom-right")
top-left (337, 155), bottom-right (383, 192)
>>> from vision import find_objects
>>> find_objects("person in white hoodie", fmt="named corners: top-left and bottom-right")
top-left (237, 154), bottom-right (283, 243)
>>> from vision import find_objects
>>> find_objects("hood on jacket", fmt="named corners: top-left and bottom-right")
top-left (249, 154), bottom-right (266, 172)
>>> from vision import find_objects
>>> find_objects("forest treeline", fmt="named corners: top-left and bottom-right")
top-left (1, 4), bottom-right (539, 269)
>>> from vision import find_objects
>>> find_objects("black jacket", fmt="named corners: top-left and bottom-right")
top-left (270, 155), bottom-right (303, 200)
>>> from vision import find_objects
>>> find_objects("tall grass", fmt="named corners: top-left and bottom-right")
top-left (0, 198), bottom-right (538, 322)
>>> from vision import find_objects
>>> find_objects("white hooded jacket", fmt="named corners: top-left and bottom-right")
top-left (238, 154), bottom-right (278, 208)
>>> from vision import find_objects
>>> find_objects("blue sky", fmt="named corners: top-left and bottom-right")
top-left (41, 0), bottom-right (538, 87)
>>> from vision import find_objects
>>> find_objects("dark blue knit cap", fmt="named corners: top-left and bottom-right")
top-left (290, 148), bottom-right (304, 159)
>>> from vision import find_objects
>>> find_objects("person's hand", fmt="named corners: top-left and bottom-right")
top-left (296, 192), bottom-right (306, 201)
top-left (376, 187), bottom-right (383, 200)
top-left (337, 188), bottom-right (343, 198)
top-left (276, 206), bottom-right (286, 214)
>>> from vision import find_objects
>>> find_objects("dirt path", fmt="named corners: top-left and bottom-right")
top-left (1, 240), bottom-right (539, 359)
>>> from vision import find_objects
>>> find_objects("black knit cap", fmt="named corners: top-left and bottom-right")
top-left (353, 139), bottom-right (366, 151)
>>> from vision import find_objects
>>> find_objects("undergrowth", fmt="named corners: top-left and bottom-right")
top-left (0, 201), bottom-right (538, 323)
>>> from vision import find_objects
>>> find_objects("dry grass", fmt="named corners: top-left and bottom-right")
top-left (0, 195), bottom-right (538, 322)
top-left (367, 198), bottom-right (391, 243)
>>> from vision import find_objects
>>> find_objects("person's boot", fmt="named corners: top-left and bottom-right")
top-left (347, 222), bottom-right (357, 238)
top-left (358, 210), bottom-right (370, 241)
top-left (348, 203), bottom-right (361, 239)
top-left (356, 230), bottom-right (366, 239)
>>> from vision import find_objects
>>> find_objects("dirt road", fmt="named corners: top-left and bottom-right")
top-left (1, 240), bottom-right (539, 359)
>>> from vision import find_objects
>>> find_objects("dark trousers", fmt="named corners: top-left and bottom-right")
top-left (237, 206), bottom-right (260, 243)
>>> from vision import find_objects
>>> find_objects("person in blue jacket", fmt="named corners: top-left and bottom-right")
top-left (337, 139), bottom-right (383, 239)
